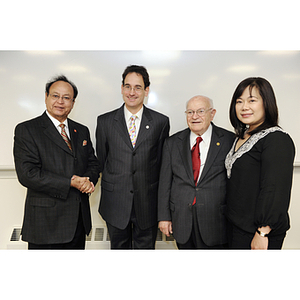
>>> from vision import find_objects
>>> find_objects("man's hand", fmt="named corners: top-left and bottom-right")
top-left (71, 175), bottom-right (95, 194)
top-left (159, 221), bottom-right (173, 237)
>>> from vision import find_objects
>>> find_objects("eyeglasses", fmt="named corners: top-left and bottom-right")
top-left (185, 108), bottom-right (212, 117)
top-left (123, 84), bottom-right (144, 93)
top-left (49, 93), bottom-right (73, 102)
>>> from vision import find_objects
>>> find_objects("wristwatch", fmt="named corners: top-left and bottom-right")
top-left (256, 229), bottom-right (269, 237)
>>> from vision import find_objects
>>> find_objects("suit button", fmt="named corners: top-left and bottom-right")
top-left (196, 188), bottom-right (199, 191)
top-left (130, 190), bottom-right (134, 194)
top-left (188, 203), bottom-right (192, 210)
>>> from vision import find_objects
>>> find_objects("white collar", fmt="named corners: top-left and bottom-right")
top-left (124, 105), bottom-right (144, 121)
top-left (46, 110), bottom-right (68, 128)
top-left (190, 123), bottom-right (212, 148)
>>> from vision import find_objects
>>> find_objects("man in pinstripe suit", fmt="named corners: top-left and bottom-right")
top-left (96, 65), bottom-right (170, 249)
top-left (14, 75), bottom-right (101, 249)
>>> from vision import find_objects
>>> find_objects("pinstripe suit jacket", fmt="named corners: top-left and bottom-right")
top-left (13, 112), bottom-right (101, 245)
top-left (158, 123), bottom-right (235, 246)
top-left (96, 104), bottom-right (170, 230)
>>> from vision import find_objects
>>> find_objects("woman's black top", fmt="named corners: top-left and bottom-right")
top-left (225, 127), bottom-right (295, 236)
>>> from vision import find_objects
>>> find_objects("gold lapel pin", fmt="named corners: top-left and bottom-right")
top-left (216, 142), bottom-right (220, 146)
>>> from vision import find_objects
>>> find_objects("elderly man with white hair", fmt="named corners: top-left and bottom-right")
top-left (158, 95), bottom-right (234, 249)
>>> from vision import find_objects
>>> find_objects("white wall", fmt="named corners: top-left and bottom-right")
top-left (1, 51), bottom-right (300, 165)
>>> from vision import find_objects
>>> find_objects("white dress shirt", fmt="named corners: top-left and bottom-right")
top-left (46, 110), bottom-right (71, 139)
top-left (190, 123), bottom-right (213, 182)
top-left (124, 105), bottom-right (144, 137)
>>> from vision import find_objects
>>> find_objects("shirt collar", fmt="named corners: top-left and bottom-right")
top-left (46, 110), bottom-right (69, 128)
top-left (190, 123), bottom-right (212, 147)
top-left (124, 105), bottom-right (144, 122)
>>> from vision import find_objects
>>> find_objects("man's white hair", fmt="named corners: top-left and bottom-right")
top-left (186, 95), bottom-right (214, 109)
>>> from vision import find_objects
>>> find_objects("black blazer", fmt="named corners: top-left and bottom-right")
top-left (96, 104), bottom-right (170, 230)
top-left (158, 123), bottom-right (235, 246)
top-left (13, 112), bottom-right (101, 244)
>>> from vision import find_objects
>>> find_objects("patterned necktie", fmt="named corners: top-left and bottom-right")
top-left (191, 136), bottom-right (202, 205)
top-left (129, 115), bottom-right (137, 147)
top-left (59, 123), bottom-right (72, 151)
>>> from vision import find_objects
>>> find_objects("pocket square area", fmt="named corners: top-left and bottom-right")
top-left (83, 140), bottom-right (87, 146)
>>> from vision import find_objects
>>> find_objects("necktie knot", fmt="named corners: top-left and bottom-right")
top-left (192, 136), bottom-right (202, 151)
top-left (196, 136), bottom-right (202, 146)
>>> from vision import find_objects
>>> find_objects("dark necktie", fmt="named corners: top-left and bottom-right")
top-left (191, 136), bottom-right (202, 205)
top-left (59, 123), bottom-right (72, 151)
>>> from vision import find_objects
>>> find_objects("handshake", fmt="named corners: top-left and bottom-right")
top-left (70, 175), bottom-right (95, 195)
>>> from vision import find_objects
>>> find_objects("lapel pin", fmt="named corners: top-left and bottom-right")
top-left (146, 125), bottom-right (149, 129)
top-left (216, 142), bottom-right (220, 146)
top-left (74, 129), bottom-right (77, 133)
top-left (83, 140), bottom-right (87, 146)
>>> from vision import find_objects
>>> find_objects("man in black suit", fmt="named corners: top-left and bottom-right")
top-left (13, 75), bottom-right (101, 250)
top-left (158, 95), bottom-right (234, 249)
top-left (96, 65), bottom-right (170, 249)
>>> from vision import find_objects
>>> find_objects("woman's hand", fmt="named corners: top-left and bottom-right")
top-left (251, 226), bottom-right (271, 250)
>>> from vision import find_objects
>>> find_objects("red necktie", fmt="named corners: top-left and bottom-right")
top-left (191, 136), bottom-right (202, 205)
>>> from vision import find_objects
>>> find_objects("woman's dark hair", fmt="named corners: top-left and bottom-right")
top-left (229, 77), bottom-right (279, 138)
top-left (45, 75), bottom-right (78, 100)
top-left (122, 65), bottom-right (150, 89)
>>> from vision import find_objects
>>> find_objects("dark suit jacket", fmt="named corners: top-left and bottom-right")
top-left (13, 112), bottom-right (101, 245)
top-left (158, 123), bottom-right (235, 246)
top-left (96, 104), bottom-right (170, 230)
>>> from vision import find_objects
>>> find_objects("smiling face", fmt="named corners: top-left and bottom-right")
top-left (45, 80), bottom-right (75, 122)
top-left (121, 72), bottom-right (149, 114)
top-left (235, 85), bottom-right (265, 131)
top-left (186, 96), bottom-right (216, 136)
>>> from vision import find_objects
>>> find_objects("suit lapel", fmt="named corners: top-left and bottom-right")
top-left (114, 105), bottom-right (133, 149)
top-left (177, 128), bottom-right (194, 184)
top-left (134, 106), bottom-right (152, 150)
top-left (69, 119), bottom-right (78, 157)
top-left (41, 112), bottom-right (74, 156)
top-left (199, 123), bottom-right (223, 182)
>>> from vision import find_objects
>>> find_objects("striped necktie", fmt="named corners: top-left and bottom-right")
top-left (59, 123), bottom-right (72, 151)
top-left (129, 115), bottom-right (137, 147)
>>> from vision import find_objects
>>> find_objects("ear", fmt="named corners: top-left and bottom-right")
top-left (210, 109), bottom-right (217, 121)
top-left (144, 86), bottom-right (150, 97)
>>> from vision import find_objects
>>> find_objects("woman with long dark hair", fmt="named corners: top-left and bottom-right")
top-left (225, 77), bottom-right (295, 249)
